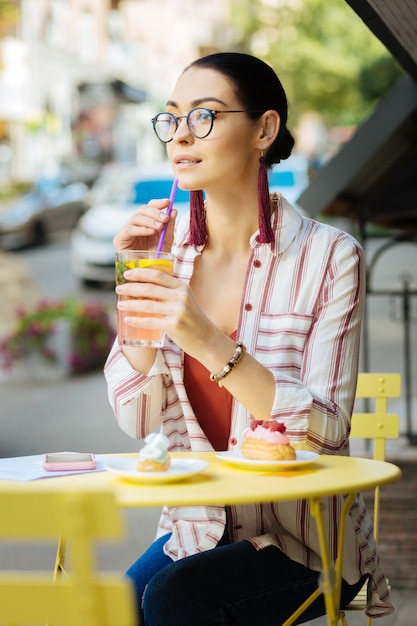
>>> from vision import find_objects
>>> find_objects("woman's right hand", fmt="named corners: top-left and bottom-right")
top-left (113, 199), bottom-right (177, 252)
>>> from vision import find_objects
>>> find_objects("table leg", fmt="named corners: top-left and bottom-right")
top-left (281, 491), bottom-right (356, 626)
top-left (53, 536), bottom-right (68, 581)
top-left (333, 492), bottom-right (356, 608)
top-left (310, 492), bottom-right (356, 626)
top-left (281, 587), bottom-right (323, 626)
top-left (310, 496), bottom-right (338, 625)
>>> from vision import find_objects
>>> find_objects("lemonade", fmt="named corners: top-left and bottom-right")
top-left (115, 252), bottom-right (174, 347)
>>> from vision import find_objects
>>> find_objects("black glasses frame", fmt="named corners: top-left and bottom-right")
top-left (151, 107), bottom-right (265, 143)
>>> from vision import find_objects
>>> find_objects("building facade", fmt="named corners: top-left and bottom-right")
top-left (0, 0), bottom-right (232, 186)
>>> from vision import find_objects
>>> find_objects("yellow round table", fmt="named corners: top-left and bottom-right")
top-left (2, 451), bottom-right (399, 503)
top-left (0, 452), bottom-right (401, 626)
top-left (98, 451), bottom-right (401, 508)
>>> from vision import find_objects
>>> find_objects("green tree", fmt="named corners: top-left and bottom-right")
top-left (230, 0), bottom-right (402, 128)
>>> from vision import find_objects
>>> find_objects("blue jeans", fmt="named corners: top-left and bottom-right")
top-left (126, 533), bottom-right (366, 626)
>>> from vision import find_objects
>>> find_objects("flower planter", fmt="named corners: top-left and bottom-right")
top-left (0, 298), bottom-right (116, 381)
top-left (20, 319), bottom-right (73, 381)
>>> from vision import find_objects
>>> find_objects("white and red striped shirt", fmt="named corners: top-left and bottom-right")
top-left (105, 196), bottom-right (393, 617)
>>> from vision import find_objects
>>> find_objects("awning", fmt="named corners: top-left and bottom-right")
top-left (297, 0), bottom-right (417, 232)
top-left (297, 74), bottom-right (417, 231)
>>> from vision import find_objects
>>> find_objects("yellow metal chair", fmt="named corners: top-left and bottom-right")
top-left (338, 372), bottom-right (401, 626)
top-left (0, 486), bottom-right (137, 626)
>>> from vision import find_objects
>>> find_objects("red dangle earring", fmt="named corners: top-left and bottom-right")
top-left (189, 189), bottom-right (207, 246)
top-left (257, 150), bottom-right (274, 243)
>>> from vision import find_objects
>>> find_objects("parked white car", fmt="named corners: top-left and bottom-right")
top-left (70, 163), bottom-right (190, 286)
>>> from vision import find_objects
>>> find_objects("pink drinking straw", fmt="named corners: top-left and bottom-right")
top-left (156, 178), bottom-right (179, 255)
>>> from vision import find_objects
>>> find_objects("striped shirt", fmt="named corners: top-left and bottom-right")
top-left (105, 196), bottom-right (393, 617)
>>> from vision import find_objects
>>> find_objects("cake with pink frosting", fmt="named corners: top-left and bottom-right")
top-left (241, 420), bottom-right (296, 461)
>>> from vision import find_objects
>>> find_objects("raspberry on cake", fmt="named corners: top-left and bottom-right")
top-left (138, 433), bottom-right (171, 472)
top-left (241, 420), bottom-right (296, 461)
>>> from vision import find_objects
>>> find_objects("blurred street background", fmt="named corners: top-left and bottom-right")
top-left (1, 1), bottom-right (417, 624)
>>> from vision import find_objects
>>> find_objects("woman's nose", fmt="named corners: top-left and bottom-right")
top-left (173, 116), bottom-right (193, 142)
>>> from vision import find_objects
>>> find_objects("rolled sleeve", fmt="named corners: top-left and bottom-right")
top-left (104, 340), bottom-right (171, 439)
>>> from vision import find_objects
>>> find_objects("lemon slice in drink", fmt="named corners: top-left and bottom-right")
top-left (133, 259), bottom-right (173, 270)
top-left (116, 258), bottom-right (173, 285)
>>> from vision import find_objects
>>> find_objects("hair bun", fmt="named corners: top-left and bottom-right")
top-left (266, 126), bottom-right (295, 166)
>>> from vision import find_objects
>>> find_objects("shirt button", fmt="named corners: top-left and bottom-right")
top-left (253, 260), bottom-right (261, 268)
top-left (244, 303), bottom-right (252, 311)
top-left (229, 437), bottom-right (237, 446)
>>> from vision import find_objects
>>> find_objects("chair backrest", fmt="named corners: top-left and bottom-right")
top-left (350, 372), bottom-right (401, 540)
top-left (0, 486), bottom-right (136, 626)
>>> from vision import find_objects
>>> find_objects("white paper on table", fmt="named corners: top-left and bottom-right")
top-left (0, 453), bottom-right (116, 482)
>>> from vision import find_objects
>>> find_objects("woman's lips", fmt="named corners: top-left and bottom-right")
top-left (173, 155), bottom-right (201, 166)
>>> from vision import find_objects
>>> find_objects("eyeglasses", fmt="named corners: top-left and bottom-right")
top-left (151, 107), bottom-right (264, 143)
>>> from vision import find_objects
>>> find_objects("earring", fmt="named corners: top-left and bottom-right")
top-left (257, 151), bottom-right (274, 243)
top-left (189, 190), bottom-right (207, 246)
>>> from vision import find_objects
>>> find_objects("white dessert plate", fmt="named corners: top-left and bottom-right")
top-left (215, 450), bottom-right (320, 471)
top-left (104, 458), bottom-right (209, 484)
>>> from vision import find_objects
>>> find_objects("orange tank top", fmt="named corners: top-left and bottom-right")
top-left (183, 333), bottom-right (236, 451)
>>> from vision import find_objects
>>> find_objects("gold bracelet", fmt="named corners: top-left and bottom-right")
top-left (209, 342), bottom-right (245, 388)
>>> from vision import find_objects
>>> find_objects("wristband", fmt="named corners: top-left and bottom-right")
top-left (209, 342), bottom-right (245, 388)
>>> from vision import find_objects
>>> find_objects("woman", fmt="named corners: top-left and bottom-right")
top-left (105, 52), bottom-right (393, 625)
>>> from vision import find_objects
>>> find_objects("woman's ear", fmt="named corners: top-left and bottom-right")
top-left (257, 110), bottom-right (281, 150)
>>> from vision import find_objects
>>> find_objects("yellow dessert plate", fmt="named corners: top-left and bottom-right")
top-left (215, 450), bottom-right (320, 471)
top-left (104, 458), bottom-right (209, 484)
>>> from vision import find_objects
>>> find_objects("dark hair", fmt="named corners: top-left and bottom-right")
top-left (187, 52), bottom-right (295, 166)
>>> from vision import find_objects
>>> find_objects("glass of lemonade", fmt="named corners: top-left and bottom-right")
top-left (115, 250), bottom-right (174, 347)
